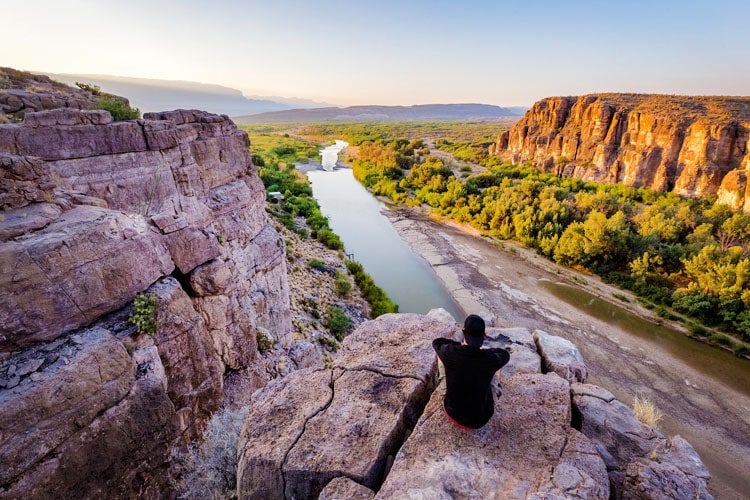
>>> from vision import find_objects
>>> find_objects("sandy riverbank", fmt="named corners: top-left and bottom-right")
top-left (385, 206), bottom-right (750, 499)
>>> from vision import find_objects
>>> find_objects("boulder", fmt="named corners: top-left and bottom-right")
top-left (0, 328), bottom-right (175, 498)
top-left (284, 369), bottom-right (428, 498)
top-left (332, 312), bottom-right (459, 381)
top-left (572, 383), bottom-right (667, 492)
top-left (319, 477), bottom-right (374, 500)
top-left (534, 329), bottom-right (588, 383)
top-left (622, 436), bottom-right (712, 500)
top-left (377, 373), bottom-right (609, 499)
top-left (237, 312), bottom-right (456, 500)
top-left (236, 369), bottom-right (334, 500)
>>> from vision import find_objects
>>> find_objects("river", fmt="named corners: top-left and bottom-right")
top-left (306, 167), bottom-right (464, 320)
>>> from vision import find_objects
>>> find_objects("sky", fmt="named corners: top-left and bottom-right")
top-left (3, 0), bottom-right (749, 106)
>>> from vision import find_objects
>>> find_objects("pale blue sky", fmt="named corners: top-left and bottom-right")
top-left (3, 0), bottom-right (749, 105)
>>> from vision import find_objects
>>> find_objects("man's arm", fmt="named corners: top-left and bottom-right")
top-left (432, 337), bottom-right (458, 361)
top-left (490, 348), bottom-right (511, 369)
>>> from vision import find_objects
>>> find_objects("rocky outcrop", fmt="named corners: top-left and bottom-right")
top-left (236, 313), bottom-right (458, 499)
top-left (572, 383), bottom-right (712, 499)
top-left (378, 374), bottom-right (609, 499)
top-left (236, 312), bottom-right (712, 499)
top-left (490, 94), bottom-right (750, 210)
top-left (0, 96), bottom-right (290, 496)
top-left (0, 67), bottom-right (124, 123)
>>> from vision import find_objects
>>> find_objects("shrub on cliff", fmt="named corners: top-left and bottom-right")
top-left (335, 271), bottom-right (352, 297)
top-left (308, 258), bottom-right (326, 271)
top-left (128, 293), bottom-right (157, 336)
top-left (177, 405), bottom-right (250, 499)
top-left (317, 228), bottom-right (343, 250)
top-left (326, 306), bottom-right (351, 341)
top-left (346, 260), bottom-right (398, 317)
top-left (96, 95), bottom-right (140, 121)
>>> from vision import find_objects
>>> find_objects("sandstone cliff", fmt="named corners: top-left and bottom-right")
top-left (237, 311), bottom-right (713, 499)
top-left (490, 94), bottom-right (750, 210)
top-left (0, 101), bottom-right (291, 495)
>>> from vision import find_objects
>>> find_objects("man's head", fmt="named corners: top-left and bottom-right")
top-left (462, 314), bottom-right (485, 348)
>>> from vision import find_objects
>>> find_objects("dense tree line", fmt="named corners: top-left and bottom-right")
top-left (351, 138), bottom-right (750, 352)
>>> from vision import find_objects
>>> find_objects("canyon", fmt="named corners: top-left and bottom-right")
top-left (490, 94), bottom-right (750, 211)
top-left (0, 73), bottom-right (716, 498)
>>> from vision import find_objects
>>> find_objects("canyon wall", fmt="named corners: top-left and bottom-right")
top-left (0, 105), bottom-right (291, 497)
top-left (490, 94), bottom-right (750, 210)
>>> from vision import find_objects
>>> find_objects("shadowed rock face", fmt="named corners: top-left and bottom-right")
top-left (0, 96), bottom-right (291, 496)
top-left (490, 94), bottom-right (750, 211)
top-left (237, 313), bottom-right (712, 499)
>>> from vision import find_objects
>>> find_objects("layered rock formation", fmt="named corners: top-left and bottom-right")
top-left (490, 94), bottom-right (750, 210)
top-left (0, 102), bottom-right (290, 496)
top-left (0, 67), bottom-right (127, 123)
top-left (237, 311), bottom-right (712, 499)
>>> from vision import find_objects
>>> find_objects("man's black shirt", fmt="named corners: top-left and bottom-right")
top-left (432, 338), bottom-right (510, 429)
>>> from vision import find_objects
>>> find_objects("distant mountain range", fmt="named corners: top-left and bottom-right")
top-left (234, 104), bottom-right (527, 123)
top-left (41, 73), bottom-right (329, 116)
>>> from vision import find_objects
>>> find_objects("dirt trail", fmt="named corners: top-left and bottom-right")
top-left (387, 207), bottom-right (750, 499)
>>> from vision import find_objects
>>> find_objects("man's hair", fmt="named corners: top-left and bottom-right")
top-left (463, 314), bottom-right (485, 348)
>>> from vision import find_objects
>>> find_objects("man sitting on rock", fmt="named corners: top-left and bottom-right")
top-left (432, 314), bottom-right (510, 430)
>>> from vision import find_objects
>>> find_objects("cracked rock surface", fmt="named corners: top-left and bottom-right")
top-left (377, 374), bottom-right (609, 499)
top-left (237, 315), bottom-right (712, 500)
top-left (236, 312), bottom-right (458, 499)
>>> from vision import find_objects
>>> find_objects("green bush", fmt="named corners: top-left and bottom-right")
top-left (346, 260), bottom-right (398, 317)
top-left (308, 258), bottom-right (326, 271)
top-left (687, 322), bottom-right (708, 337)
top-left (318, 335), bottom-right (339, 351)
top-left (612, 292), bottom-right (630, 303)
top-left (129, 293), bottom-right (157, 336)
top-left (325, 306), bottom-right (351, 341)
top-left (709, 333), bottom-right (732, 346)
top-left (251, 154), bottom-right (266, 167)
top-left (256, 331), bottom-right (273, 353)
top-left (97, 96), bottom-right (140, 121)
top-left (335, 271), bottom-right (352, 297)
top-left (656, 306), bottom-right (678, 321)
top-left (317, 228), bottom-right (344, 250)
top-left (733, 343), bottom-right (750, 357)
